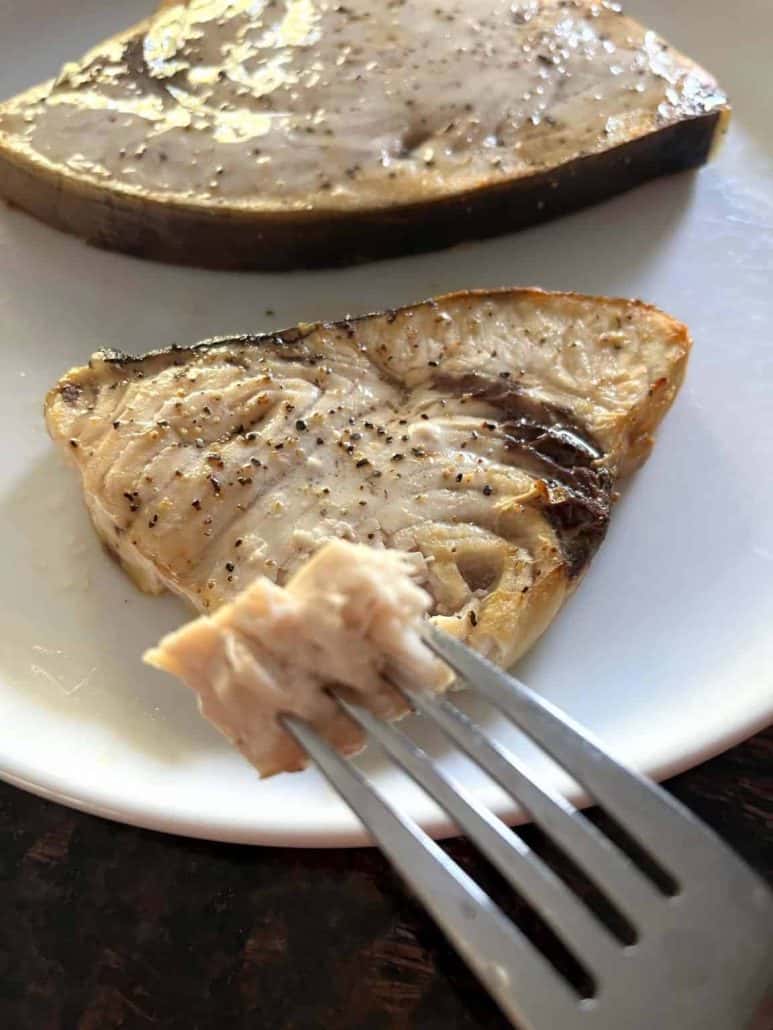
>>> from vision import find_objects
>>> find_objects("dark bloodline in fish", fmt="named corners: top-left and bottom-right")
top-left (434, 372), bottom-right (611, 576)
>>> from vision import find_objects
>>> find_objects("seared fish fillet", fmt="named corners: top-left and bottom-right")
top-left (0, 0), bottom-right (727, 269)
top-left (45, 289), bottom-right (690, 669)
top-left (145, 541), bottom-right (452, 776)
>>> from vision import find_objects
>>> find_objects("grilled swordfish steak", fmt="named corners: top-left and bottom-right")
top-left (46, 289), bottom-right (690, 684)
top-left (146, 541), bottom-right (453, 776)
top-left (0, 0), bottom-right (728, 269)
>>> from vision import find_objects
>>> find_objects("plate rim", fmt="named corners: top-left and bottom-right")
top-left (2, 695), bottom-right (771, 847)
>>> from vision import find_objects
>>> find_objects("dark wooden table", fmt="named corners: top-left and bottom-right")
top-left (1, 727), bottom-right (771, 1030)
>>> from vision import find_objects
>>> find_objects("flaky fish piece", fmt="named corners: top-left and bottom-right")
top-left (145, 541), bottom-right (452, 776)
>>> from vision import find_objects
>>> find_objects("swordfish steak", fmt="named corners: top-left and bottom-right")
top-left (45, 289), bottom-right (690, 668)
top-left (0, 0), bottom-right (728, 269)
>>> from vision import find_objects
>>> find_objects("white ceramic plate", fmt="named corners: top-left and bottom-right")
top-left (1, 0), bottom-right (771, 847)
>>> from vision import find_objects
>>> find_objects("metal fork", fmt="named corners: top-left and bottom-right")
top-left (283, 625), bottom-right (773, 1030)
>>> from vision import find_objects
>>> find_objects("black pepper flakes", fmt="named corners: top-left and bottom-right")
top-left (483, 484), bottom-right (493, 496)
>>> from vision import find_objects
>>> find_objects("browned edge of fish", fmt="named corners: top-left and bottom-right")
top-left (3, 106), bottom-right (728, 271)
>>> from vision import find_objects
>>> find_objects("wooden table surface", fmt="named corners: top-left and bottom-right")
top-left (1, 726), bottom-right (771, 1030)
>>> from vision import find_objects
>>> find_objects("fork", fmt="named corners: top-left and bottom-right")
top-left (282, 624), bottom-right (773, 1030)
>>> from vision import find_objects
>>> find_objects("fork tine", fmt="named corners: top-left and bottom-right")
top-left (402, 685), bottom-right (659, 932)
top-left (421, 624), bottom-right (740, 884)
top-left (282, 713), bottom-right (580, 1030)
top-left (335, 691), bottom-right (620, 974)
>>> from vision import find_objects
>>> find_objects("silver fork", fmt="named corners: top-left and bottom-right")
top-left (283, 624), bottom-right (773, 1030)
